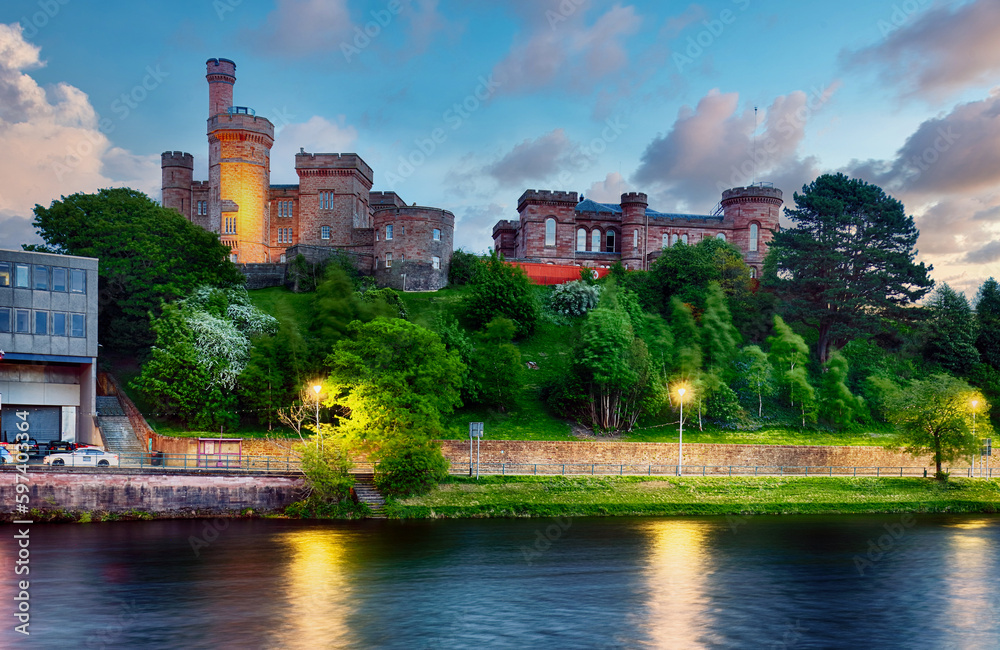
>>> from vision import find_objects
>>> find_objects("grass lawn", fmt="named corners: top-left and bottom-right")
top-left (386, 475), bottom-right (1000, 518)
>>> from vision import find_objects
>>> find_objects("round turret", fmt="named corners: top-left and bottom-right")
top-left (620, 192), bottom-right (648, 269)
top-left (161, 151), bottom-right (194, 220)
top-left (720, 184), bottom-right (783, 275)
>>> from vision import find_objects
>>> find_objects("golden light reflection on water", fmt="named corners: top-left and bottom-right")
top-left (269, 529), bottom-right (355, 649)
top-left (942, 518), bottom-right (1000, 637)
top-left (636, 519), bottom-right (720, 649)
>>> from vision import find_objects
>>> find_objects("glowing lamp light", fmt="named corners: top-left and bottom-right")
top-left (972, 399), bottom-right (979, 409)
top-left (313, 384), bottom-right (322, 395)
top-left (678, 388), bottom-right (686, 398)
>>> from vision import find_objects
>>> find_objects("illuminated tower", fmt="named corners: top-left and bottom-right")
top-left (206, 57), bottom-right (275, 263)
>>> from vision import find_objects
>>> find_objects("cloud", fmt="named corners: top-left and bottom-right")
top-left (492, 3), bottom-right (641, 94)
top-left (0, 23), bottom-right (159, 250)
top-left (963, 240), bottom-right (1000, 265)
top-left (632, 85), bottom-right (835, 210)
top-left (584, 172), bottom-right (634, 203)
top-left (484, 129), bottom-right (581, 187)
top-left (453, 202), bottom-right (507, 253)
top-left (844, 0), bottom-right (1000, 101)
top-left (270, 115), bottom-right (359, 183)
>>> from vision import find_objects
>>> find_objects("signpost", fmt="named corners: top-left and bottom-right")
top-left (469, 422), bottom-right (484, 479)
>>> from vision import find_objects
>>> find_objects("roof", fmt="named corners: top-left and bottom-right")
top-left (575, 200), bottom-right (722, 222)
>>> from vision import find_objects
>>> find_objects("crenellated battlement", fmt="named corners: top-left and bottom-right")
top-left (370, 191), bottom-right (406, 209)
top-left (517, 189), bottom-right (579, 211)
top-left (721, 184), bottom-right (783, 205)
top-left (620, 192), bottom-right (648, 205)
top-left (161, 151), bottom-right (194, 167)
top-left (295, 151), bottom-right (373, 184)
top-left (208, 112), bottom-right (275, 140)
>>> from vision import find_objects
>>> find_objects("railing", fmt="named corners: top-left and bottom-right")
top-left (448, 463), bottom-right (994, 478)
top-left (28, 452), bottom-right (302, 474)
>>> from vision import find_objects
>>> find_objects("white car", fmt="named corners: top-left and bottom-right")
top-left (43, 448), bottom-right (119, 468)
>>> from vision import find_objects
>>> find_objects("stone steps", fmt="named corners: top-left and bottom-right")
top-left (352, 473), bottom-right (386, 518)
top-left (96, 397), bottom-right (145, 463)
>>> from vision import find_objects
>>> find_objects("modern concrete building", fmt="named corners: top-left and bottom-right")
top-left (0, 249), bottom-right (99, 446)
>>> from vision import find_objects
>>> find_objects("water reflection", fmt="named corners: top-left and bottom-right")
top-left (942, 517), bottom-right (1000, 643)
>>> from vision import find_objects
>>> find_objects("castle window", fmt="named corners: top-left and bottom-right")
top-left (288, 201), bottom-right (293, 218)
top-left (433, 228), bottom-right (441, 241)
top-left (681, 234), bottom-right (688, 245)
top-left (320, 192), bottom-right (332, 210)
top-left (15, 309), bottom-right (30, 333)
top-left (52, 267), bottom-right (66, 292)
top-left (432, 256), bottom-right (440, 270)
top-left (289, 227), bottom-right (293, 242)
top-left (545, 218), bottom-right (556, 247)
top-left (230, 254), bottom-right (238, 264)
top-left (671, 234), bottom-right (679, 246)
top-left (606, 230), bottom-right (616, 252)
top-left (0, 262), bottom-right (9, 286)
top-left (400, 226), bottom-right (404, 236)
top-left (280, 254), bottom-right (287, 263)
top-left (592, 229), bottom-right (601, 251)
top-left (385, 253), bottom-right (392, 268)
top-left (197, 200), bottom-right (207, 216)
top-left (400, 253), bottom-right (404, 263)
top-left (34, 265), bottom-right (48, 291)
top-left (749, 267), bottom-right (758, 279)
top-left (662, 233), bottom-right (670, 249)
top-left (15, 264), bottom-right (29, 288)
top-left (0, 308), bottom-right (9, 333)
top-left (70, 313), bottom-right (85, 338)
top-left (53, 312), bottom-right (66, 336)
top-left (321, 225), bottom-right (331, 240)
top-left (70, 269), bottom-right (86, 293)
top-left (34, 310), bottom-right (48, 335)
top-left (749, 223), bottom-right (759, 252)
top-left (716, 232), bottom-right (726, 242)
top-left (633, 229), bottom-right (639, 249)
top-left (386, 224), bottom-right (393, 240)
top-left (577, 228), bottom-right (586, 251)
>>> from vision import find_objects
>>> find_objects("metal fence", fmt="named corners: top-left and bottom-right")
top-left (449, 463), bottom-right (996, 478)
top-left (35, 452), bottom-right (302, 474)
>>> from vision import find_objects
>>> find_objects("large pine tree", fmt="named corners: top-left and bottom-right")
top-left (975, 278), bottom-right (1000, 369)
top-left (764, 173), bottom-right (933, 363)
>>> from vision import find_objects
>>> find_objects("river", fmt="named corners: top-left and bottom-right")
top-left (2, 514), bottom-right (999, 649)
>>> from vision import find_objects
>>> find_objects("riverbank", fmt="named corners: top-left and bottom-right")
top-left (386, 476), bottom-right (1000, 518)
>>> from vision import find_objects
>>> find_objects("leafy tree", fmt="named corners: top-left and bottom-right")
top-left (883, 374), bottom-right (987, 479)
top-left (735, 345), bottom-right (775, 417)
top-left (298, 439), bottom-right (354, 502)
top-left (463, 251), bottom-right (540, 337)
top-left (27, 188), bottom-right (243, 351)
top-left (669, 297), bottom-right (702, 379)
top-left (649, 238), bottom-right (754, 315)
top-left (925, 284), bottom-right (980, 375)
top-left (312, 266), bottom-right (395, 350)
top-left (764, 173), bottom-right (934, 363)
top-left (466, 318), bottom-right (524, 412)
top-left (768, 315), bottom-right (816, 426)
top-left (324, 318), bottom-right (465, 452)
top-left (975, 278), bottom-right (1000, 369)
top-left (373, 439), bottom-right (450, 497)
top-left (701, 282), bottom-right (740, 375)
top-left (448, 249), bottom-right (481, 286)
top-left (820, 350), bottom-right (863, 428)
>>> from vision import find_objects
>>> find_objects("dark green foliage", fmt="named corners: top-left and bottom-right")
top-left (701, 282), bottom-right (741, 375)
top-left (312, 266), bottom-right (395, 349)
top-left (924, 284), bottom-right (979, 375)
top-left (465, 318), bottom-right (524, 412)
top-left (975, 278), bottom-right (1000, 369)
top-left (359, 286), bottom-right (408, 319)
top-left (649, 239), bottom-right (755, 319)
top-left (299, 440), bottom-right (355, 502)
top-left (237, 318), bottom-right (309, 429)
top-left (27, 188), bottom-right (243, 351)
top-left (463, 251), bottom-right (540, 337)
top-left (734, 345), bottom-right (775, 417)
top-left (768, 316), bottom-right (816, 426)
top-left (820, 351), bottom-right (863, 428)
top-left (448, 249), bottom-right (481, 286)
top-left (374, 440), bottom-right (450, 497)
top-left (669, 297), bottom-right (702, 378)
top-left (764, 173), bottom-right (934, 363)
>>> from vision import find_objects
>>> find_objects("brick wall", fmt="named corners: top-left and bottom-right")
top-left (373, 206), bottom-right (453, 290)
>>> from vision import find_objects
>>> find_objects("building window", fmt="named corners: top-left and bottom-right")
top-left (432, 256), bottom-right (441, 270)
top-left (717, 232), bottom-right (726, 242)
top-left (577, 228), bottom-right (586, 251)
top-left (320, 192), bottom-right (332, 210)
top-left (606, 230), bottom-right (616, 252)
top-left (0, 262), bottom-right (10, 287)
top-left (749, 223), bottom-right (759, 252)
top-left (662, 233), bottom-right (670, 249)
top-left (197, 200), bottom-right (207, 216)
top-left (399, 226), bottom-right (404, 236)
top-left (386, 224), bottom-right (393, 240)
top-left (230, 254), bottom-right (238, 263)
top-left (321, 225), bottom-right (331, 240)
top-left (52, 267), bottom-right (67, 292)
top-left (671, 234), bottom-right (679, 246)
top-left (288, 227), bottom-right (293, 242)
top-left (53, 312), bottom-right (66, 336)
top-left (15, 309), bottom-right (29, 333)
top-left (15, 264), bottom-right (29, 288)
top-left (592, 229), bottom-right (601, 251)
top-left (433, 228), bottom-right (441, 241)
top-left (385, 253), bottom-right (392, 268)
top-left (400, 253), bottom-right (404, 264)
top-left (34, 310), bottom-right (48, 335)
top-left (633, 229), bottom-right (639, 249)
top-left (749, 267), bottom-right (758, 279)
top-left (545, 218), bottom-right (556, 247)
top-left (681, 234), bottom-right (688, 245)
top-left (287, 201), bottom-right (293, 218)
top-left (70, 269), bottom-right (86, 293)
top-left (280, 254), bottom-right (287, 263)
top-left (33, 265), bottom-right (48, 291)
top-left (0, 308), bottom-right (10, 332)
top-left (70, 313), bottom-right (85, 338)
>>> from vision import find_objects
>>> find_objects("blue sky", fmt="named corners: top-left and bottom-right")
top-left (1, 0), bottom-right (998, 295)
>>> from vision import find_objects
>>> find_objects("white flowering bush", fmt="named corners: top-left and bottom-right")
top-left (185, 309), bottom-right (252, 389)
top-left (225, 287), bottom-right (279, 337)
top-left (548, 280), bottom-right (602, 317)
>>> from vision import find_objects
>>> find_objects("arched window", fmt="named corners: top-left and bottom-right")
top-left (681, 234), bottom-right (688, 245)
top-left (545, 218), bottom-right (556, 247)
top-left (592, 229), bottom-right (601, 251)
top-left (671, 234), bottom-right (679, 246)
top-left (749, 223), bottom-right (759, 252)
top-left (749, 266), bottom-right (758, 279)
top-left (633, 229), bottom-right (639, 249)
top-left (716, 232), bottom-right (726, 242)
top-left (662, 233), bottom-right (670, 249)
top-left (577, 228), bottom-right (586, 251)
top-left (606, 230), bottom-right (616, 252)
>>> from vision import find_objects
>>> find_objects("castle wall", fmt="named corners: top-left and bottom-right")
top-left (515, 191), bottom-right (578, 262)
top-left (296, 152), bottom-right (373, 249)
top-left (161, 151), bottom-right (194, 220)
top-left (372, 206), bottom-right (454, 291)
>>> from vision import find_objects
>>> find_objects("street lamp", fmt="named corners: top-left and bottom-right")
top-left (313, 383), bottom-right (322, 450)
top-left (677, 387), bottom-right (686, 477)
top-left (972, 399), bottom-right (979, 478)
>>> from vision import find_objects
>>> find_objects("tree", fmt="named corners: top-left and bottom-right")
top-left (649, 238), bottom-right (755, 315)
top-left (925, 284), bottom-right (980, 375)
top-left (735, 345), bottom-right (774, 417)
top-left (768, 315), bottom-right (816, 426)
top-left (883, 374), bottom-right (987, 479)
top-left (466, 318), bottom-right (524, 412)
top-left (448, 249), bottom-right (481, 286)
top-left (701, 282), bottom-right (740, 375)
top-left (764, 173), bottom-right (934, 363)
top-left (463, 251), bottom-right (540, 337)
top-left (820, 350), bottom-right (863, 428)
top-left (28, 188), bottom-right (243, 351)
top-left (975, 278), bottom-right (1000, 369)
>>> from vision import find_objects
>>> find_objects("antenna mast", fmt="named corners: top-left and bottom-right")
top-left (752, 106), bottom-right (758, 186)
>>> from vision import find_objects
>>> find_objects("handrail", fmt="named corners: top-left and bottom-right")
top-left (446, 463), bottom-right (988, 478)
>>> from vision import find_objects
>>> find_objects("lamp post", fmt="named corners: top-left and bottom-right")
top-left (972, 399), bottom-right (979, 478)
top-left (313, 384), bottom-right (322, 451)
top-left (677, 387), bottom-right (686, 477)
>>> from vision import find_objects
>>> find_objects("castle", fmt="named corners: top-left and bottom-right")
top-left (492, 185), bottom-right (782, 278)
top-left (161, 58), bottom-right (454, 291)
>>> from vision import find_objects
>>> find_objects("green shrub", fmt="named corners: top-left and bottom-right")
top-left (374, 441), bottom-right (450, 497)
top-left (299, 441), bottom-right (355, 502)
top-left (548, 280), bottom-right (601, 317)
top-left (463, 251), bottom-right (540, 338)
top-left (448, 249), bottom-right (481, 286)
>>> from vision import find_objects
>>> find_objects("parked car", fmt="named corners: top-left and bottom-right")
top-left (0, 447), bottom-right (12, 465)
top-left (43, 448), bottom-right (119, 468)
top-left (44, 440), bottom-right (79, 454)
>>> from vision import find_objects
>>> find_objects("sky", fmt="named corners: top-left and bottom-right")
top-left (0, 0), bottom-right (998, 296)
